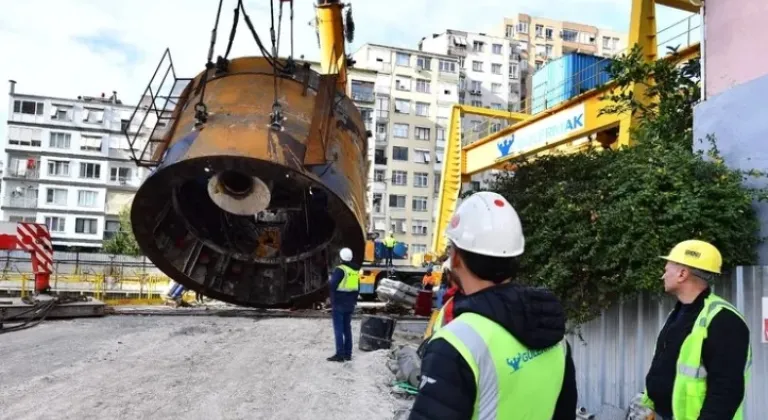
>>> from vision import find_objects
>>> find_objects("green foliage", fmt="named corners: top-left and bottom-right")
top-left (102, 206), bottom-right (141, 256)
top-left (487, 45), bottom-right (766, 324)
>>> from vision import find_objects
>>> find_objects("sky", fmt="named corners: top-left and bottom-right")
top-left (0, 0), bottom-right (695, 142)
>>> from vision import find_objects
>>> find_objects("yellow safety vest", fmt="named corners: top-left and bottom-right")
top-left (431, 312), bottom-right (566, 420)
top-left (384, 236), bottom-right (395, 248)
top-left (337, 264), bottom-right (360, 292)
top-left (431, 296), bottom-right (453, 335)
top-left (641, 293), bottom-right (752, 420)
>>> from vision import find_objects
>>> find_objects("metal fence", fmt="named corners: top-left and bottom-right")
top-left (571, 266), bottom-right (768, 419)
top-left (0, 250), bottom-right (164, 277)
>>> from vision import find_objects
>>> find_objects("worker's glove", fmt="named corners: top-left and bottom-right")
top-left (626, 393), bottom-right (655, 420)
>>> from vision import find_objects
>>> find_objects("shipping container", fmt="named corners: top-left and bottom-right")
top-left (530, 52), bottom-right (614, 114)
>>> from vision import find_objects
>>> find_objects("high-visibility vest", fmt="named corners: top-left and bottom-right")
top-left (640, 293), bottom-right (753, 420)
top-left (431, 296), bottom-right (453, 335)
top-left (430, 312), bottom-right (566, 420)
top-left (336, 264), bottom-right (360, 292)
top-left (384, 236), bottom-right (395, 248)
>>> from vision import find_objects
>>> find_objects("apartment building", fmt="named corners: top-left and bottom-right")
top-left (351, 44), bottom-right (460, 254)
top-left (2, 81), bottom-right (150, 250)
top-left (500, 14), bottom-right (627, 110)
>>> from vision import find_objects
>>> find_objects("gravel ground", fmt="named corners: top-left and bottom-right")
top-left (0, 316), bottom-right (410, 420)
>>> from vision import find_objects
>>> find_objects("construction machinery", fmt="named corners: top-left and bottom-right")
top-left (0, 222), bottom-right (106, 331)
top-left (124, 0), bottom-right (366, 309)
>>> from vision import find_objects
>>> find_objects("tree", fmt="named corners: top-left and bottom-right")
top-left (102, 206), bottom-right (142, 256)
top-left (487, 45), bottom-right (766, 324)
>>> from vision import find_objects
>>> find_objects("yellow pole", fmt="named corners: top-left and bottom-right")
top-left (316, 0), bottom-right (348, 92)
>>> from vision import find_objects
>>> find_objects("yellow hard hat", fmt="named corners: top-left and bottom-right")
top-left (660, 240), bottom-right (722, 274)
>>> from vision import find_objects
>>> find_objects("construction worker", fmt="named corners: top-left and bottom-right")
top-left (384, 231), bottom-right (396, 267)
top-left (631, 240), bottom-right (752, 420)
top-left (421, 266), bottom-right (435, 290)
top-left (327, 247), bottom-right (360, 362)
top-left (409, 191), bottom-right (577, 420)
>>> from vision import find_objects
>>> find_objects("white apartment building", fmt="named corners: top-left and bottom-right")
top-left (2, 81), bottom-right (150, 250)
top-left (351, 44), bottom-right (460, 254)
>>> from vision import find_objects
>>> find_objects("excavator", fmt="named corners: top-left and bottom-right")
top-left (123, 0), bottom-right (369, 309)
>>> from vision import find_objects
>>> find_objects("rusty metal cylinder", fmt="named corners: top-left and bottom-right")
top-left (131, 57), bottom-right (368, 308)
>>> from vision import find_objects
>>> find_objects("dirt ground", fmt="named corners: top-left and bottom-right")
top-left (0, 316), bottom-right (410, 420)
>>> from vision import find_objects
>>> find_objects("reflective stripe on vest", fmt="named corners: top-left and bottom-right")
top-left (337, 264), bottom-right (360, 292)
top-left (430, 312), bottom-right (566, 420)
top-left (641, 293), bottom-right (752, 420)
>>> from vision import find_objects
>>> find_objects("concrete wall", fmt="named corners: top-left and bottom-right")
top-left (704, 0), bottom-right (768, 98)
top-left (693, 73), bottom-right (768, 264)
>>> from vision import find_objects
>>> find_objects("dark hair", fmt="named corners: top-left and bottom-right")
top-left (454, 246), bottom-right (520, 283)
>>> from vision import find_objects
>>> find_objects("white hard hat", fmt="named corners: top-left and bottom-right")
top-left (441, 258), bottom-right (451, 272)
top-left (339, 247), bottom-right (353, 262)
top-left (445, 191), bottom-right (524, 257)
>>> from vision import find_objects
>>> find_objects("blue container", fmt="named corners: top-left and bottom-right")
top-left (530, 52), bottom-right (613, 114)
top-left (393, 242), bottom-right (408, 259)
top-left (373, 241), bottom-right (408, 260)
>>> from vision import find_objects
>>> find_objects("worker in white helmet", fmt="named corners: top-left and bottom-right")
top-left (409, 191), bottom-right (577, 420)
top-left (327, 247), bottom-right (360, 362)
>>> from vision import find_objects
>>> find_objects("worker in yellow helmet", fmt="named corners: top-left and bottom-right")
top-left (409, 191), bottom-right (577, 420)
top-left (633, 240), bottom-right (752, 420)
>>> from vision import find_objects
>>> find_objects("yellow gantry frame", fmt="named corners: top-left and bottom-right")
top-left (316, 0), bottom-right (348, 91)
top-left (431, 0), bottom-right (702, 254)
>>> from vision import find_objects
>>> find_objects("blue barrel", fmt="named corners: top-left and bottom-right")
top-left (393, 242), bottom-right (408, 259)
top-left (169, 283), bottom-right (185, 299)
top-left (374, 241), bottom-right (386, 260)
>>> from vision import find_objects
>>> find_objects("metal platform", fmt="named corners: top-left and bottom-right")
top-left (0, 296), bottom-right (107, 320)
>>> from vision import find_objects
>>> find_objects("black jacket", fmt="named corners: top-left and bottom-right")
top-left (645, 288), bottom-right (750, 419)
top-left (408, 283), bottom-right (578, 420)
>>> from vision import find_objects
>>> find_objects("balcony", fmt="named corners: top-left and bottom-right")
top-left (351, 91), bottom-right (375, 103)
top-left (374, 155), bottom-right (388, 166)
top-left (448, 46), bottom-right (468, 57)
top-left (4, 195), bottom-right (38, 208)
top-left (7, 167), bottom-right (40, 179)
top-left (377, 110), bottom-right (390, 121)
top-left (375, 132), bottom-right (388, 144)
top-left (436, 139), bottom-right (446, 149)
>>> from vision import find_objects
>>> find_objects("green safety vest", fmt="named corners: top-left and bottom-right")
top-left (384, 236), bottom-right (395, 248)
top-left (337, 264), bottom-right (360, 292)
top-left (430, 312), bottom-right (566, 420)
top-left (640, 293), bottom-right (753, 420)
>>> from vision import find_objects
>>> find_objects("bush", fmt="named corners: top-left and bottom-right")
top-left (487, 45), bottom-right (766, 324)
top-left (102, 206), bottom-right (141, 256)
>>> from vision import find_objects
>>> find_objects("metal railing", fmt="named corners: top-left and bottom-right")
top-left (4, 195), bottom-right (38, 208)
top-left (460, 14), bottom-right (702, 146)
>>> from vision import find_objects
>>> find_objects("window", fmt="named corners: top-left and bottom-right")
top-left (509, 63), bottom-right (519, 79)
top-left (416, 56), bottom-right (432, 70)
top-left (415, 127), bottom-right (430, 141)
top-left (75, 218), bottom-right (98, 234)
top-left (517, 22), bottom-right (529, 34)
top-left (414, 172), bottom-right (428, 188)
top-left (110, 167), bottom-right (131, 183)
top-left (415, 102), bottom-right (430, 117)
top-left (413, 149), bottom-right (431, 164)
top-left (563, 29), bottom-right (579, 43)
top-left (47, 160), bottom-right (70, 176)
top-left (51, 105), bottom-right (72, 121)
top-left (412, 220), bottom-right (428, 236)
top-left (372, 193), bottom-right (383, 213)
top-left (45, 216), bottom-right (65, 233)
top-left (391, 218), bottom-right (407, 233)
top-left (491, 103), bottom-right (504, 110)
top-left (411, 244), bottom-right (427, 254)
top-left (471, 100), bottom-right (483, 107)
top-left (472, 61), bottom-right (483, 72)
top-left (545, 44), bottom-right (553, 57)
top-left (395, 76), bottom-right (412, 92)
top-left (393, 123), bottom-right (409, 138)
top-left (535, 24), bottom-right (543, 38)
top-left (392, 146), bottom-right (409, 161)
top-left (46, 188), bottom-right (67, 205)
top-left (395, 52), bottom-right (411, 66)
top-left (13, 100), bottom-right (44, 115)
top-left (389, 194), bottom-right (406, 209)
top-left (415, 79), bottom-right (431, 93)
top-left (80, 135), bottom-right (102, 152)
top-left (412, 196), bottom-right (428, 212)
top-left (492, 44), bottom-right (503, 55)
top-left (82, 108), bottom-right (105, 124)
top-left (79, 162), bottom-right (101, 179)
top-left (350, 80), bottom-right (375, 102)
top-left (394, 99), bottom-right (410, 114)
top-left (491, 64), bottom-right (502, 75)
top-left (545, 27), bottom-right (554, 40)
top-left (49, 132), bottom-right (71, 149)
top-left (436, 127), bottom-right (445, 142)
top-left (472, 41), bottom-right (484, 53)
top-left (470, 80), bottom-right (482, 92)
top-left (376, 97), bottom-right (390, 119)
top-left (438, 60), bottom-right (456, 73)
top-left (434, 173), bottom-right (441, 194)
top-left (8, 126), bottom-right (42, 147)
top-left (374, 169), bottom-right (385, 182)
top-left (374, 148), bottom-right (387, 165)
top-left (77, 190), bottom-right (98, 208)
top-left (491, 83), bottom-right (502, 94)
top-left (505, 25), bottom-right (515, 38)
top-left (391, 170), bottom-right (407, 186)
